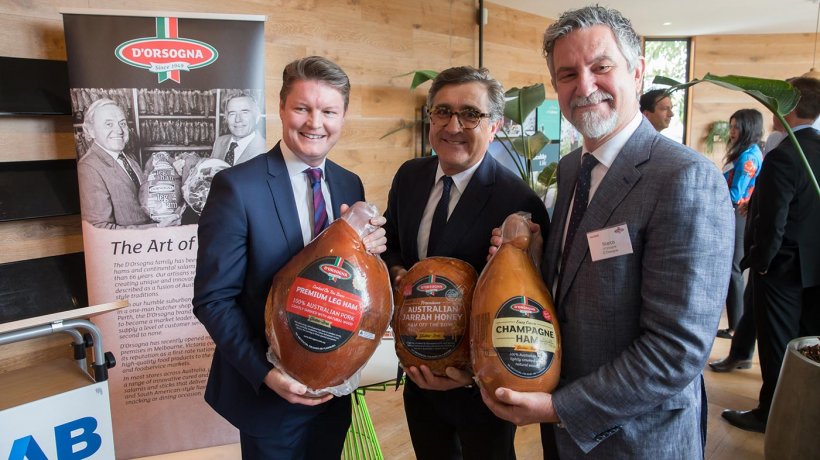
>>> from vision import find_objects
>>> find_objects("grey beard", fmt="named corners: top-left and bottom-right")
top-left (574, 110), bottom-right (619, 140)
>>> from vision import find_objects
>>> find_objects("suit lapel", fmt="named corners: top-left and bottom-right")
top-left (557, 121), bottom-right (653, 304)
top-left (265, 143), bottom-right (303, 254)
top-left (407, 158), bottom-right (438, 258)
top-left (544, 148), bottom-right (580, 288)
top-left (432, 154), bottom-right (495, 257)
top-left (325, 160), bottom-right (348, 219)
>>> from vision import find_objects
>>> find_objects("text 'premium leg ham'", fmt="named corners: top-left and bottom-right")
top-left (266, 202), bottom-right (392, 394)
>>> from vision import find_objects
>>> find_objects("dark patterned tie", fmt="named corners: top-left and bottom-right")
top-left (225, 141), bottom-right (239, 166)
top-left (118, 153), bottom-right (140, 188)
top-left (560, 153), bottom-right (598, 281)
top-left (306, 168), bottom-right (328, 237)
top-left (427, 176), bottom-right (453, 257)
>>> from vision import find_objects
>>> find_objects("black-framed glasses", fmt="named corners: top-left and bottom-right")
top-left (427, 106), bottom-right (491, 129)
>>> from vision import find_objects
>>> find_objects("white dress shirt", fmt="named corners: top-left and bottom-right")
top-left (280, 142), bottom-right (334, 246)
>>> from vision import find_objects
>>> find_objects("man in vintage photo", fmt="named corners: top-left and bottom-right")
top-left (78, 98), bottom-right (166, 229)
top-left (211, 94), bottom-right (267, 166)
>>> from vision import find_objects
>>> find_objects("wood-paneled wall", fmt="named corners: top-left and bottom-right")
top-left (688, 33), bottom-right (815, 164)
top-left (0, 1), bottom-right (552, 371)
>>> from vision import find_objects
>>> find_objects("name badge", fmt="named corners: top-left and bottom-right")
top-left (587, 223), bottom-right (633, 262)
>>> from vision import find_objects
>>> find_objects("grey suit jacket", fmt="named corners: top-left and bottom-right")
top-left (544, 119), bottom-right (734, 458)
top-left (211, 132), bottom-right (267, 165)
top-left (78, 143), bottom-right (152, 229)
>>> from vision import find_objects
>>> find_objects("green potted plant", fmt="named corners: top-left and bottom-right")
top-left (704, 120), bottom-right (730, 155)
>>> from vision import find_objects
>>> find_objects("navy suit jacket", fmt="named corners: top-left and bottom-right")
top-left (383, 153), bottom-right (549, 276)
top-left (192, 142), bottom-right (365, 435)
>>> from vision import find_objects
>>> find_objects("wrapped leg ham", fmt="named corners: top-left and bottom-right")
top-left (265, 202), bottom-right (393, 395)
top-left (471, 212), bottom-right (561, 402)
top-left (393, 257), bottom-right (477, 376)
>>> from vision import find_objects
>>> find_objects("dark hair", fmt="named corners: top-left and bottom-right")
top-left (543, 6), bottom-right (641, 78)
top-left (427, 66), bottom-right (506, 121)
top-left (726, 108), bottom-right (763, 165)
top-left (280, 56), bottom-right (351, 110)
top-left (640, 89), bottom-right (668, 113)
top-left (787, 76), bottom-right (820, 121)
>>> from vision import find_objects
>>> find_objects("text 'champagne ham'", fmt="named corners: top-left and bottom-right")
top-left (266, 202), bottom-right (392, 391)
top-left (471, 212), bottom-right (561, 402)
top-left (393, 257), bottom-right (477, 375)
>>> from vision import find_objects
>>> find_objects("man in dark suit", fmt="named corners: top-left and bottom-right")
top-left (193, 56), bottom-right (386, 460)
top-left (482, 6), bottom-right (734, 459)
top-left (383, 66), bottom-right (550, 459)
top-left (723, 76), bottom-right (820, 433)
top-left (78, 98), bottom-right (169, 229)
top-left (211, 94), bottom-right (267, 166)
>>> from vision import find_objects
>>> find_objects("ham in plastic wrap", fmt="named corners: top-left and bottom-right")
top-left (393, 257), bottom-right (476, 375)
top-left (471, 212), bottom-right (561, 402)
top-left (265, 202), bottom-right (393, 395)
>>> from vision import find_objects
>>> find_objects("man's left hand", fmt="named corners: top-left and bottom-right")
top-left (479, 386), bottom-right (559, 426)
top-left (405, 365), bottom-right (473, 391)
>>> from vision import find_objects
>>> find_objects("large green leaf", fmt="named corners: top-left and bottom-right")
top-left (407, 70), bottom-right (439, 90)
top-left (537, 162), bottom-right (558, 187)
top-left (652, 74), bottom-right (799, 116)
top-left (511, 131), bottom-right (550, 160)
top-left (503, 83), bottom-right (545, 125)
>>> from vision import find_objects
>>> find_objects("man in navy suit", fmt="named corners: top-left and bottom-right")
top-left (383, 66), bottom-right (550, 459)
top-left (193, 56), bottom-right (386, 459)
top-left (723, 76), bottom-right (820, 433)
top-left (482, 6), bottom-right (733, 459)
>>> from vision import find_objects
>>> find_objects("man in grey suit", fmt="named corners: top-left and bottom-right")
top-left (211, 94), bottom-right (267, 166)
top-left (78, 98), bottom-right (171, 229)
top-left (482, 6), bottom-right (734, 458)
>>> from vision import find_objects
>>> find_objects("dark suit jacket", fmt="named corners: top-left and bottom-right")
top-left (744, 127), bottom-right (820, 287)
top-left (383, 154), bottom-right (549, 275)
top-left (192, 142), bottom-right (365, 435)
top-left (544, 119), bottom-right (734, 457)
top-left (77, 143), bottom-right (152, 229)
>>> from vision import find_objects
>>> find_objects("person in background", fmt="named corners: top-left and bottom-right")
top-left (193, 56), bottom-right (386, 459)
top-left (482, 6), bottom-right (733, 458)
top-left (639, 88), bottom-right (674, 132)
top-left (722, 76), bottom-right (820, 434)
top-left (78, 98), bottom-right (176, 229)
top-left (716, 109), bottom-right (764, 340)
top-left (382, 66), bottom-right (550, 459)
top-left (211, 94), bottom-right (267, 166)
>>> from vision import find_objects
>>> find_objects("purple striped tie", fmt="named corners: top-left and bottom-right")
top-left (306, 168), bottom-right (328, 237)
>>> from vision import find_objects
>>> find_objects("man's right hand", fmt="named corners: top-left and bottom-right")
top-left (263, 367), bottom-right (332, 406)
top-left (488, 221), bottom-right (542, 263)
top-left (390, 265), bottom-right (408, 287)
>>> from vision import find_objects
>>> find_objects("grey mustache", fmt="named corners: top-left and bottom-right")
top-left (571, 91), bottom-right (614, 108)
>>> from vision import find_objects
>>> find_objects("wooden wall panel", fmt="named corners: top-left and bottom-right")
top-left (689, 33), bottom-right (814, 164)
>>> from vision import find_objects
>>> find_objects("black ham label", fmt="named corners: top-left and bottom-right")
top-left (397, 275), bottom-right (466, 360)
top-left (285, 256), bottom-right (364, 353)
top-left (492, 296), bottom-right (557, 379)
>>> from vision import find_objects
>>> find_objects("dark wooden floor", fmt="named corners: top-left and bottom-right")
top-left (139, 317), bottom-right (765, 460)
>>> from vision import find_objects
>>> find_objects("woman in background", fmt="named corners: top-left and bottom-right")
top-left (717, 108), bottom-right (763, 339)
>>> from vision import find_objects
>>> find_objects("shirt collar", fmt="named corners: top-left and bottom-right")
top-left (95, 142), bottom-right (123, 161)
top-left (434, 154), bottom-right (485, 194)
top-left (231, 131), bottom-right (256, 152)
top-left (585, 112), bottom-right (643, 167)
top-left (280, 141), bottom-right (327, 178)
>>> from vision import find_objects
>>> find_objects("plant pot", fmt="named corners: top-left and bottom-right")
top-left (764, 336), bottom-right (820, 460)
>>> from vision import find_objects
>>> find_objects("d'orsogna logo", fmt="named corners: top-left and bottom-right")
top-left (115, 17), bottom-right (218, 83)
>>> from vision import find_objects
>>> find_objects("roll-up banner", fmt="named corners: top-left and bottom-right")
top-left (62, 10), bottom-right (266, 458)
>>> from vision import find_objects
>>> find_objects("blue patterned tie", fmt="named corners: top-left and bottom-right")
top-left (306, 168), bottom-right (328, 237)
top-left (427, 176), bottom-right (453, 257)
top-left (560, 153), bottom-right (598, 279)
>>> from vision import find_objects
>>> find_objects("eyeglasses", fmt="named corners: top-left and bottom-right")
top-left (427, 106), bottom-right (491, 129)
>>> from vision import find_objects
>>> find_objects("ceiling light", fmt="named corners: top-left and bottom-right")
top-left (662, 22), bottom-right (671, 26)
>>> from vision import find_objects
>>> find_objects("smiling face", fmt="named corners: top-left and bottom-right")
top-left (88, 104), bottom-right (129, 152)
top-left (550, 25), bottom-right (643, 151)
top-left (279, 80), bottom-right (346, 166)
top-left (645, 96), bottom-right (674, 131)
top-left (225, 96), bottom-right (259, 139)
top-left (428, 82), bottom-right (500, 176)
